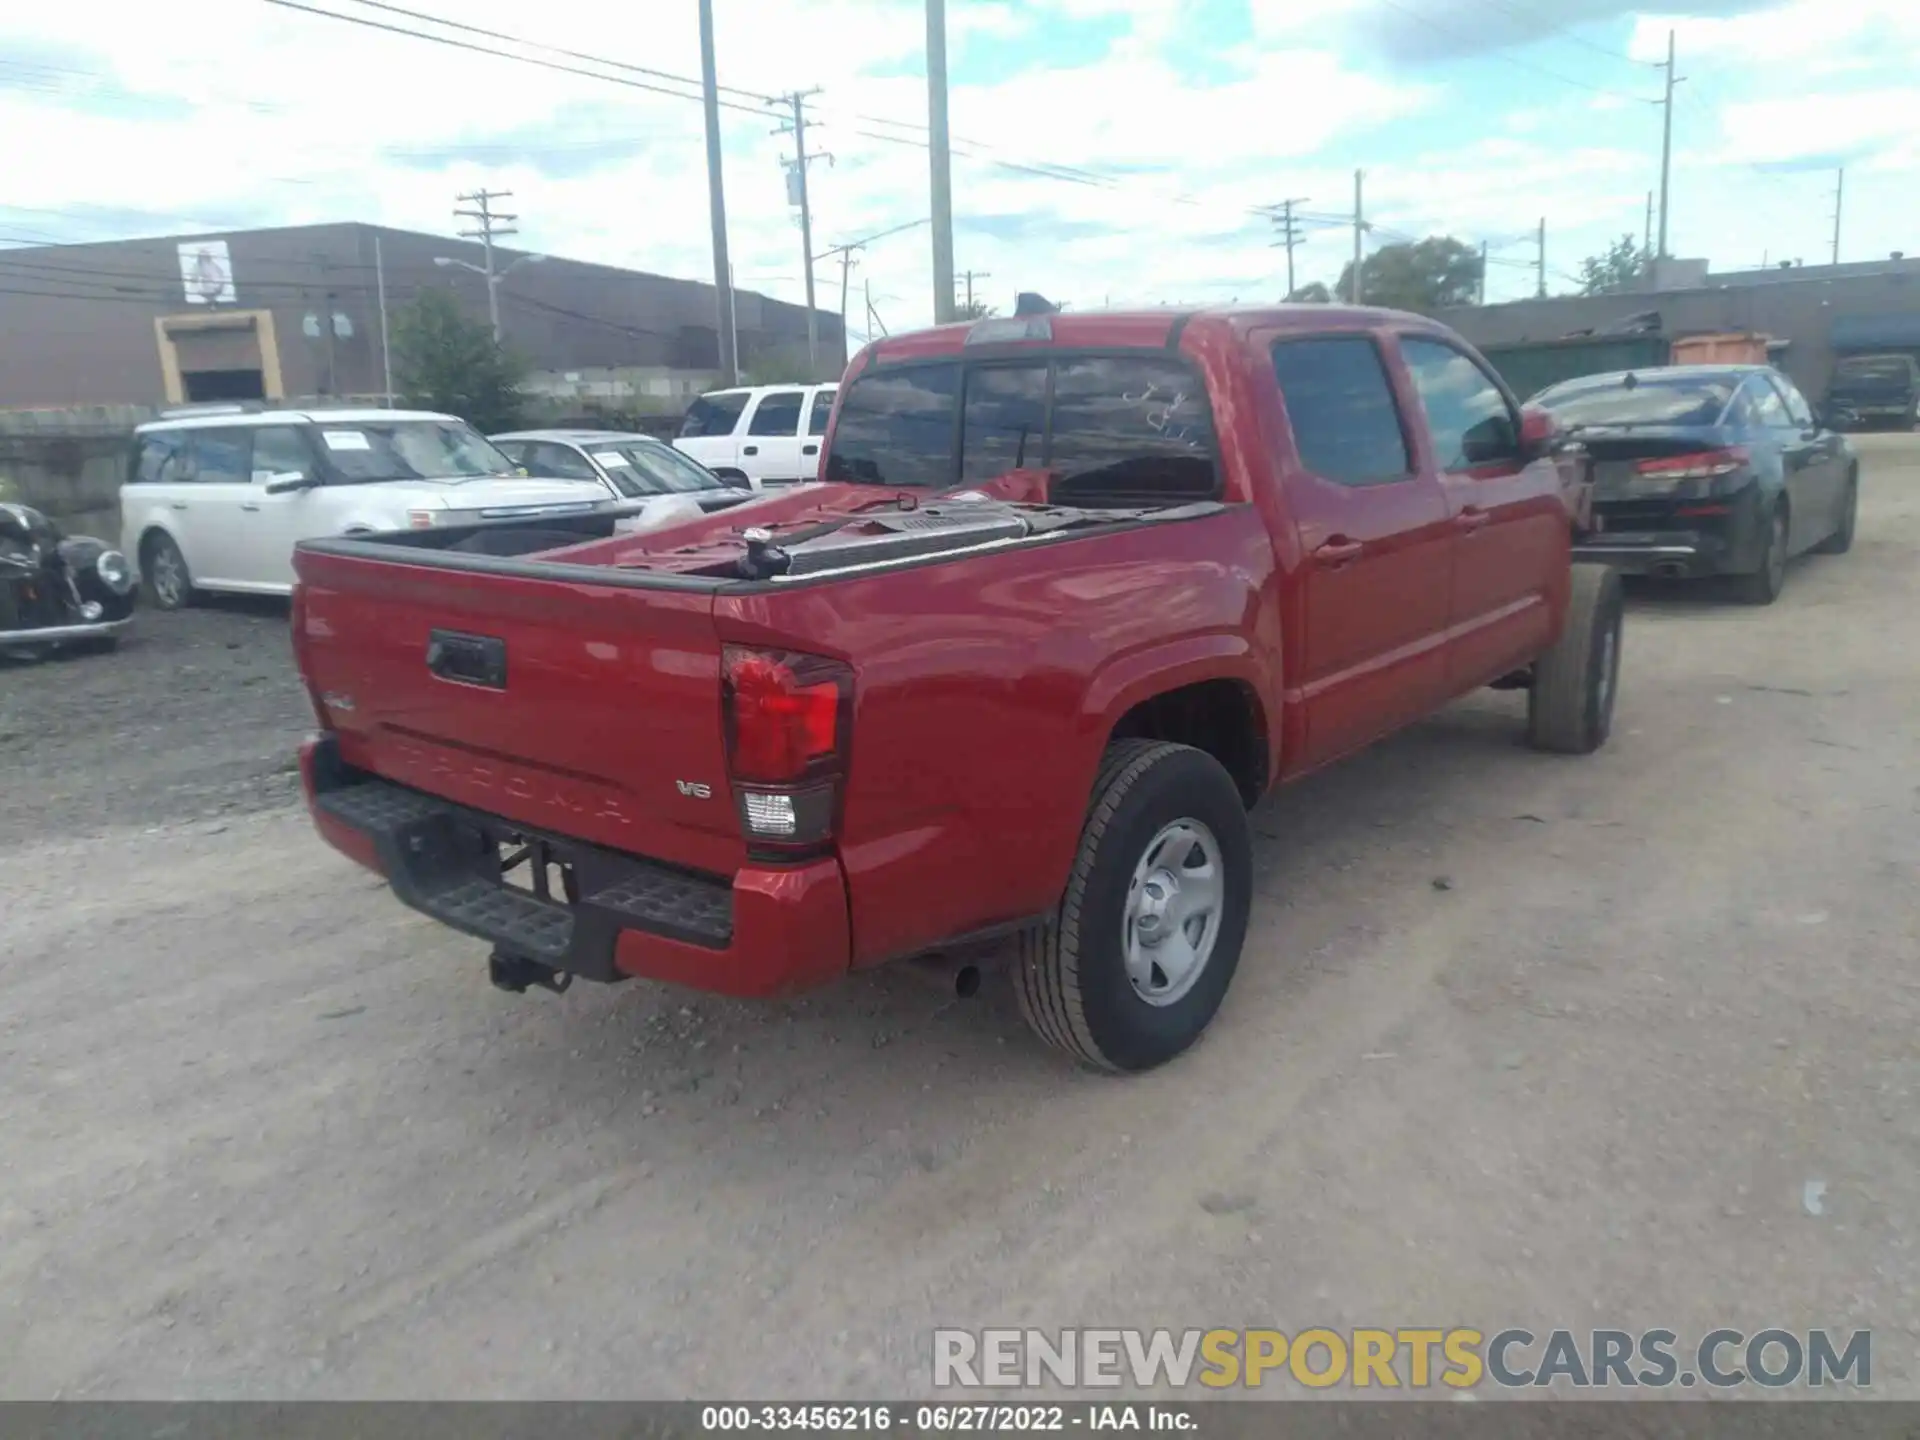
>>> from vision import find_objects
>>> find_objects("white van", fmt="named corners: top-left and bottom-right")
top-left (672, 383), bottom-right (837, 489)
top-left (121, 407), bottom-right (610, 609)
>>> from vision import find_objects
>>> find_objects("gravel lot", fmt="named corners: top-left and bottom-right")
top-left (4, 435), bottom-right (1918, 1400)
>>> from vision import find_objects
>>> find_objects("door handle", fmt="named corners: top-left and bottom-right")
top-left (1313, 537), bottom-right (1365, 567)
top-left (802, 443), bottom-right (819, 456)
top-left (1455, 507), bottom-right (1490, 533)
top-left (240, 502), bottom-right (261, 512)
top-left (169, 501), bottom-right (189, 511)
top-left (742, 444), bottom-right (759, 456)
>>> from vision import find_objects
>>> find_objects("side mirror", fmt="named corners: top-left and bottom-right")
top-left (1518, 405), bottom-right (1557, 460)
top-left (262, 471), bottom-right (313, 494)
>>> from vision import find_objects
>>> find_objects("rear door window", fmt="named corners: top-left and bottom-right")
top-left (131, 432), bottom-right (190, 485)
top-left (960, 364), bottom-right (1048, 481)
top-left (824, 365), bottom-right (959, 487)
top-left (1048, 357), bottom-right (1216, 500)
top-left (1269, 336), bottom-right (1412, 485)
top-left (524, 442), bottom-right (600, 481)
top-left (190, 430), bottom-right (251, 485)
top-left (679, 392), bottom-right (749, 438)
top-left (1749, 377), bottom-right (1794, 429)
top-left (807, 389), bottom-right (836, 436)
top-left (747, 390), bottom-right (806, 437)
top-left (1770, 374), bottom-right (1815, 428)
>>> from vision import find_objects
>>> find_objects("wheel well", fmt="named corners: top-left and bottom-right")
top-left (1109, 679), bottom-right (1268, 808)
top-left (137, 526), bottom-right (175, 564)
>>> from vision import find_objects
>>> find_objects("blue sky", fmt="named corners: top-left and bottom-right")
top-left (2, 0), bottom-right (1916, 342)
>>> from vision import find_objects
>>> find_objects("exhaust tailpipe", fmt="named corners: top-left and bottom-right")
top-left (902, 953), bottom-right (983, 999)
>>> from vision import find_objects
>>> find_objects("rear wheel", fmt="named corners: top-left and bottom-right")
top-left (1014, 740), bottom-right (1252, 1073)
top-left (1527, 562), bottom-right (1623, 755)
top-left (142, 532), bottom-right (195, 611)
top-left (1813, 472), bottom-right (1858, 555)
top-left (1733, 504), bottom-right (1789, 605)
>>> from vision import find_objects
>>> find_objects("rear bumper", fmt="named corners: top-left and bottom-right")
top-left (1574, 487), bottom-right (1768, 577)
top-left (299, 733), bottom-right (850, 998)
top-left (0, 616), bottom-right (131, 646)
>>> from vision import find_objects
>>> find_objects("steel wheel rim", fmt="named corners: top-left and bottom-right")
top-left (1123, 818), bottom-right (1225, 1008)
top-left (151, 548), bottom-right (183, 605)
top-left (1597, 613), bottom-right (1619, 719)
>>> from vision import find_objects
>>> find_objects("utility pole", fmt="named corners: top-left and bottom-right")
top-left (1351, 170), bottom-right (1365, 305)
top-left (959, 268), bottom-right (991, 314)
top-left (374, 234), bottom-right (393, 407)
top-left (1536, 217), bottom-right (1547, 299)
top-left (839, 247), bottom-right (859, 345)
top-left (816, 240), bottom-right (865, 362)
top-left (1831, 166), bottom-right (1845, 266)
top-left (926, 0), bottom-right (956, 324)
top-left (698, 0), bottom-right (738, 384)
top-left (1269, 197), bottom-right (1308, 297)
top-left (775, 89), bottom-right (828, 372)
top-left (866, 275), bottom-right (887, 337)
top-left (1655, 29), bottom-right (1684, 260)
top-left (1478, 241), bottom-right (1489, 305)
top-left (453, 189), bottom-right (516, 343)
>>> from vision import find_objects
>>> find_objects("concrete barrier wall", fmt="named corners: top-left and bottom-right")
top-left (0, 405), bottom-right (157, 543)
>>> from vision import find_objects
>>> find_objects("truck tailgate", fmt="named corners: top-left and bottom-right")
top-left (295, 549), bottom-right (745, 878)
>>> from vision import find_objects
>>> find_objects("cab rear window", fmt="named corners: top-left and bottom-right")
top-left (824, 354), bottom-right (1217, 501)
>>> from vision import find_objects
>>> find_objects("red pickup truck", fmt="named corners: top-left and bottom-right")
top-left (292, 305), bottom-right (1614, 1072)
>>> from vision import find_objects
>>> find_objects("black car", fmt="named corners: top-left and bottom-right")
top-left (1532, 365), bottom-right (1857, 604)
top-left (1824, 353), bottom-right (1919, 431)
top-left (0, 501), bottom-right (138, 659)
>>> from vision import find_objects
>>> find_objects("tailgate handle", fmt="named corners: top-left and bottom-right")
top-left (425, 629), bottom-right (508, 690)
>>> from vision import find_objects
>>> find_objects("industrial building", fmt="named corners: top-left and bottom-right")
top-left (1441, 253), bottom-right (1920, 401)
top-left (0, 222), bottom-right (843, 410)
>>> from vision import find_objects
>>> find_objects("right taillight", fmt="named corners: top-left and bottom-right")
top-left (1635, 447), bottom-right (1748, 480)
top-left (721, 645), bottom-right (852, 856)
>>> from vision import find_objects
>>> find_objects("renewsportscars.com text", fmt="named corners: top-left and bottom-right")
top-left (933, 1327), bottom-right (1870, 1391)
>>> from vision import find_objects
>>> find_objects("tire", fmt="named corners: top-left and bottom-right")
top-left (1527, 562), bottom-right (1624, 756)
top-left (1813, 471), bottom-right (1857, 555)
top-left (1732, 503), bottom-right (1788, 606)
top-left (141, 532), bottom-right (195, 611)
top-left (1014, 740), bottom-right (1253, 1073)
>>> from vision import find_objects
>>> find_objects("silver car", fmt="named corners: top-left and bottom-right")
top-left (490, 429), bottom-right (751, 505)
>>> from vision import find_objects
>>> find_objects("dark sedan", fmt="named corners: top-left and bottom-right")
top-left (1533, 365), bottom-right (1857, 604)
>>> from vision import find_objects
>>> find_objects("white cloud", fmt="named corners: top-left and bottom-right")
top-left (1, 0), bottom-right (1915, 330)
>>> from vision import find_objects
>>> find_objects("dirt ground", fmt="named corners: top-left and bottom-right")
top-left (3, 436), bottom-right (1918, 1400)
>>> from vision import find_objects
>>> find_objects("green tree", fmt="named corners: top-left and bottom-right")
top-left (390, 288), bottom-right (527, 433)
top-left (956, 298), bottom-right (997, 320)
top-left (1577, 234), bottom-right (1651, 296)
top-left (1287, 281), bottom-right (1333, 303)
top-left (1335, 236), bottom-right (1484, 313)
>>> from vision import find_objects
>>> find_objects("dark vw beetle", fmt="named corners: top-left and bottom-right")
top-left (0, 501), bottom-right (138, 659)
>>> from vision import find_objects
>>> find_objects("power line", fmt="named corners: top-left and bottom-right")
top-left (259, 0), bottom-right (772, 116)
top-left (1369, 0), bottom-right (1655, 102)
top-left (1463, 0), bottom-right (1648, 67)
top-left (332, 0), bottom-right (777, 102)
